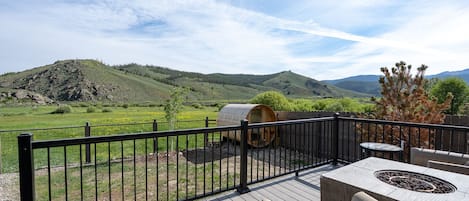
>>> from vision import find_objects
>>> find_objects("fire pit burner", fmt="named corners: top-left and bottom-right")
top-left (374, 170), bottom-right (456, 194)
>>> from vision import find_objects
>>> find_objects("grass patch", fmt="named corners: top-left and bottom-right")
top-left (34, 149), bottom-right (239, 201)
top-left (0, 105), bottom-right (218, 173)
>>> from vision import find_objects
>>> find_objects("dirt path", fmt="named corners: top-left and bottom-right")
top-left (0, 173), bottom-right (19, 201)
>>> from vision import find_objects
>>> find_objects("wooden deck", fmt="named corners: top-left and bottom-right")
top-left (205, 164), bottom-right (339, 201)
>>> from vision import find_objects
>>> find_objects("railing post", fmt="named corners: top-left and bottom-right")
top-left (332, 113), bottom-right (340, 165)
top-left (153, 120), bottom-right (158, 153)
top-left (18, 133), bottom-right (35, 201)
top-left (204, 117), bottom-right (209, 146)
top-left (85, 122), bottom-right (91, 164)
top-left (237, 119), bottom-right (250, 194)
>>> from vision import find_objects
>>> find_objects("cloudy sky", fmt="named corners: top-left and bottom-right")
top-left (1, 0), bottom-right (469, 80)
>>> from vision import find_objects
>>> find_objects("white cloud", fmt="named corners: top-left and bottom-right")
top-left (1, 0), bottom-right (469, 81)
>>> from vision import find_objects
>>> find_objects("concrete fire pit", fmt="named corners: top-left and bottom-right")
top-left (320, 157), bottom-right (469, 201)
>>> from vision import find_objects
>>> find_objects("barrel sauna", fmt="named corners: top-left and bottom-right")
top-left (217, 104), bottom-right (277, 147)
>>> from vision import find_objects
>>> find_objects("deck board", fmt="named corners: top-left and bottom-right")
top-left (205, 164), bottom-right (339, 201)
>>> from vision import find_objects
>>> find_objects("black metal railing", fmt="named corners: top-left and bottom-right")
top-left (1, 118), bottom-right (215, 173)
top-left (18, 115), bottom-right (469, 200)
top-left (337, 117), bottom-right (469, 163)
top-left (18, 117), bottom-right (335, 201)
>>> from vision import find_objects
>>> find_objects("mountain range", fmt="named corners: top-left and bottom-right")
top-left (323, 69), bottom-right (469, 96)
top-left (0, 59), bottom-right (368, 103)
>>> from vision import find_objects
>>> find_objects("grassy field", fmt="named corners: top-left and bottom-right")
top-left (0, 105), bottom-right (218, 130)
top-left (34, 153), bottom-right (240, 201)
top-left (0, 105), bottom-right (219, 173)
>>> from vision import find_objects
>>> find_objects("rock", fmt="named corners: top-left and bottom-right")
top-left (2, 89), bottom-right (54, 104)
top-left (13, 90), bottom-right (28, 99)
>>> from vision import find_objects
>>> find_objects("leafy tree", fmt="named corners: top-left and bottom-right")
top-left (324, 102), bottom-right (344, 112)
top-left (250, 91), bottom-right (291, 111)
top-left (431, 77), bottom-right (469, 115)
top-left (164, 87), bottom-right (187, 130)
top-left (312, 101), bottom-right (327, 111)
top-left (290, 99), bottom-right (313, 111)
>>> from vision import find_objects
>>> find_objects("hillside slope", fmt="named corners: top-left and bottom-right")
top-left (0, 60), bottom-right (369, 102)
top-left (0, 60), bottom-right (174, 102)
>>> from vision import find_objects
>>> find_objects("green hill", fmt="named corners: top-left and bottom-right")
top-left (0, 59), bottom-right (369, 102)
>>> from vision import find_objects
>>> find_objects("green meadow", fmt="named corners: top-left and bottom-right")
top-left (0, 105), bottom-right (219, 173)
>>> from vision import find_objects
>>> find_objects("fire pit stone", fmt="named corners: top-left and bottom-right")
top-left (320, 157), bottom-right (469, 201)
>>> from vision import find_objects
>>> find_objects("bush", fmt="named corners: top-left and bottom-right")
top-left (122, 103), bottom-right (129, 109)
top-left (192, 103), bottom-right (204, 109)
top-left (324, 102), bottom-right (344, 112)
top-left (51, 105), bottom-right (73, 114)
top-left (291, 99), bottom-right (313, 111)
top-left (362, 104), bottom-right (375, 114)
top-left (78, 102), bottom-right (89, 107)
top-left (216, 102), bottom-right (227, 111)
top-left (312, 101), bottom-right (327, 111)
top-left (250, 91), bottom-right (291, 111)
top-left (102, 108), bottom-right (113, 113)
top-left (86, 106), bottom-right (97, 113)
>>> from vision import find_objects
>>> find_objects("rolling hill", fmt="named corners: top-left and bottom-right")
top-left (323, 68), bottom-right (469, 96)
top-left (0, 59), bottom-right (369, 103)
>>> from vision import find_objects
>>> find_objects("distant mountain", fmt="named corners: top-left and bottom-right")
top-left (0, 59), bottom-right (368, 103)
top-left (427, 69), bottom-right (469, 83)
top-left (323, 68), bottom-right (469, 96)
top-left (323, 75), bottom-right (380, 85)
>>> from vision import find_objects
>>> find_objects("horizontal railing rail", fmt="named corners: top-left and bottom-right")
top-left (339, 116), bottom-right (469, 131)
top-left (338, 117), bottom-right (469, 164)
top-left (0, 118), bottom-right (215, 173)
top-left (32, 125), bottom-right (240, 149)
top-left (18, 117), bottom-right (337, 201)
top-left (18, 114), bottom-right (469, 200)
top-left (0, 118), bottom-right (216, 133)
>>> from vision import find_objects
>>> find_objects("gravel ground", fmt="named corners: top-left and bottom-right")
top-left (0, 173), bottom-right (19, 201)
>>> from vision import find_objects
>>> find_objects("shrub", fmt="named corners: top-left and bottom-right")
top-left (51, 105), bottom-right (73, 114)
top-left (324, 102), bottom-right (344, 112)
top-left (362, 104), bottom-right (375, 114)
top-left (250, 91), bottom-right (291, 111)
top-left (86, 106), bottom-right (96, 113)
top-left (216, 103), bottom-right (227, 111)
top-left (122, 103), bottom-right (129, 109)
top-left (102, 108), bottom-right (113, 113)
top-left (312, 101), bottom-right (327, 111)
top-left (291, 99), bottom-right (313, 111)
top-left (192, 103), bottom-right (204, 109)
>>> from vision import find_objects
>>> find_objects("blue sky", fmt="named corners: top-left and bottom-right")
top-left (1, 0), bottom-right (469, 80)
